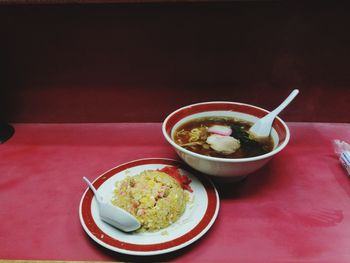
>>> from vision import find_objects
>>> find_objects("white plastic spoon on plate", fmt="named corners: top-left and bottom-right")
top-left (83, 176), bottom-right (141, 232)
top-left (249, 89), bottom-right (299, 139)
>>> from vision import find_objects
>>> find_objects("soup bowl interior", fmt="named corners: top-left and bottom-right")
top-left (162, 101), bottom-right (290, 180)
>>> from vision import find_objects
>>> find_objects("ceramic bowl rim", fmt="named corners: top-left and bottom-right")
top-left (162, 101), bottom-right (290, 163)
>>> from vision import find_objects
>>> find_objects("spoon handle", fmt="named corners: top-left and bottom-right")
top-left (83, 176), bottom-right (103, 203)
top-left (270, 89), bottom-right (299, 117)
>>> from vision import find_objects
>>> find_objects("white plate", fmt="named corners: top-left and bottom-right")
top-left (79, 158), bottom-right (219, 256)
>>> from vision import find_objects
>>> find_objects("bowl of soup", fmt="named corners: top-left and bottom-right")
top-left (162, 101), bottom-right (290, 181)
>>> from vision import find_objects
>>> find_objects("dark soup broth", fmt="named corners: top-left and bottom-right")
top-left (173, 116), bottom-right (274, 158)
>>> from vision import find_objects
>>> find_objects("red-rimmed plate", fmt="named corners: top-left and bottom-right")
top-left (79, 158), bottom-right (219, 256)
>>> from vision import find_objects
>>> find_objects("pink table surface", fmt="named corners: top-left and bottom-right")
top-left (1, 122), bottom-right (350, 262)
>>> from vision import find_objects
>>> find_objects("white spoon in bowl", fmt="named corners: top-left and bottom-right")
top-left (83, 177), bottom-right (141, 232)
top-left (249, 89), bottom-right (299, 139)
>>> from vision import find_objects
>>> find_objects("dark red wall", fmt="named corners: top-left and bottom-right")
top-left (1, 2), bottom-right (349, 123)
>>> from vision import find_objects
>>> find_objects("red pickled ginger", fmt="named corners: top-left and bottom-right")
top-left (158, 166), bottom-right (193, 192)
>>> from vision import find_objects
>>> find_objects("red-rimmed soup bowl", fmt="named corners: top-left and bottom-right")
top-left (162, 101), bottom-right (290, 180)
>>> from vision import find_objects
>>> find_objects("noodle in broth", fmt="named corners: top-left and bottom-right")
top-left (173, 117), bottom-right (274, 159)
